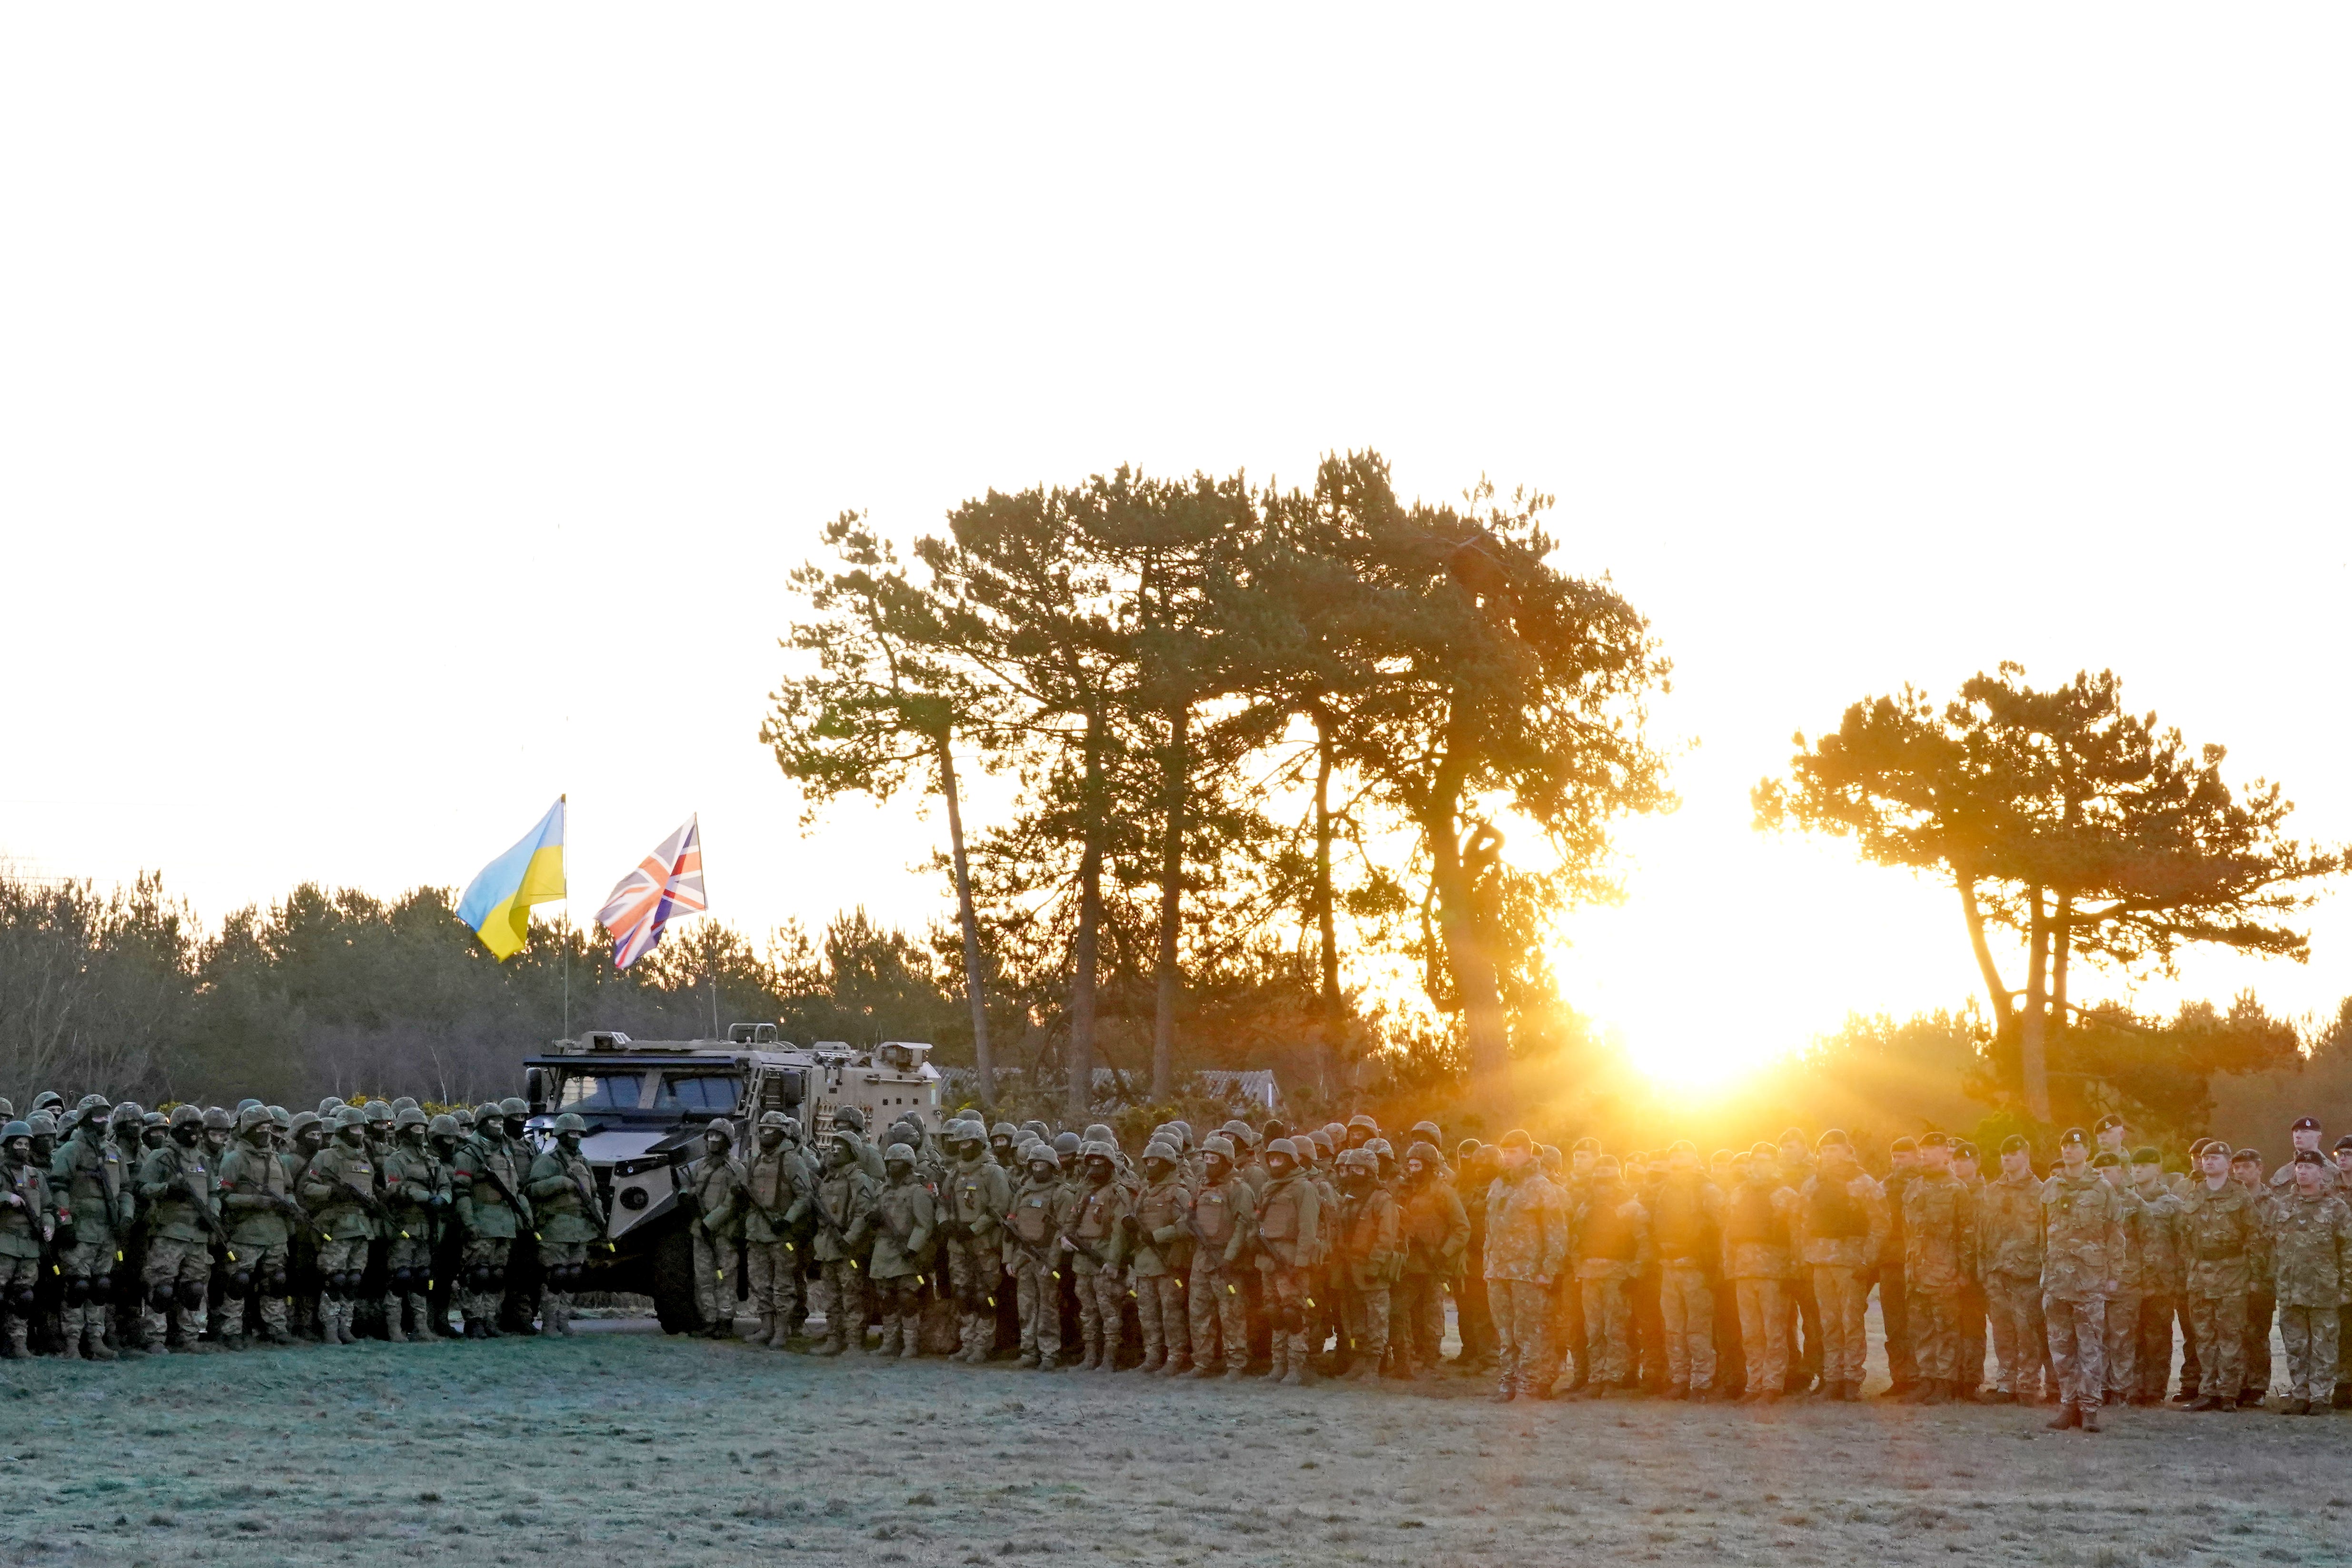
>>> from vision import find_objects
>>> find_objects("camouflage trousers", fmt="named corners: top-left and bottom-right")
top-left (1715, 1268), bottom-right (1747, 1392)
top-left (2042, 1294), bottom-right (2107, 1409)
top-left (1187, 1253), bottom-right (1247, 1370)
top-left (691, 1229), bottom-right (737, 1332)
top-left (942, 1237), bottom-right (993, 1359)
top-left (745, 1238), bottom-right (801, 1328)
top-left (1340, 1279), bottom-right (1390, 1369)
top-left (1389, 1272), bottom-right (1445, 1369)
top-left (1260, 1262), bottom-right (1312, 1373)
top-left (1904, 1283), bottom-right (1964, 1381)
top-left (1984, 1271), bottom-right (2047, 1395)
top-left (2245, 1290), bottom-right (2276, 1396)
top-left (1811, 1265), bottom-right (1868, 1388)
top-left (1134, 1272), bottom-right (1187, 1367)
top-left (460, 1235), bottom-right (510, 1328)
top-left (0, 1254), bottom-right (39, 1354)
top-left (1658, 1263), bottom-right (1715, 1392)
top-left (819, 1258), bottom-right (868, 1349)
top-left (1454, 1262), bottom-right (1495, 1366)
top-left (1012, 1254), bottom-right (1061, 1361)
top-left (1957, 1279), bottom-right (1987, 1391)
top-left (1734, 1278), bottom-right (1788, 1391)
top-left (1488, 1277), bottom-right (1552, 1395)
top-left (61, 1235), bottom-right (124, 1349)
top-left (2189, 1292), bottom-right (2247, 1401)
top-left (224, 1239), bottom-right (291, 1339)
top-left (2101, 1290), bottom-right (2140, 1401)
top-left (2135, 1293), bottom-right (2183, 1400)
top-left (141, 1235), bottom-right (212, 1345)
top-left (1580, 1275), bottom-right (1632, 1386)
top-left (870, 1271), bottom-right (926, 1356)
top-left (1074, 1265), bottom-right (1122, 1364)
top-left (1550, 1271), bottom-right (1586, 1386)
top-left (2278, 1305), bottom-right (2339, 1402)
top-left (536, 1240), bottom-right (586, 1335)
top-left (1877, 1260), bottom-right (1913, 1385)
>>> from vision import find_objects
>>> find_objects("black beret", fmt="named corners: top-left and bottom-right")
top-left (2292, 1116), bottom-right (2322, 1132)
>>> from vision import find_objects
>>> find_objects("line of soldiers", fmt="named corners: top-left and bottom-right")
top-left (679, 1105), bottom-right (2352, 1433)
top-left (0, 1090), bottom-right (605, 1356)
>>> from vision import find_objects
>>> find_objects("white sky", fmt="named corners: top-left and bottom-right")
top-left (5, 9), bottom-right (2347, 1082)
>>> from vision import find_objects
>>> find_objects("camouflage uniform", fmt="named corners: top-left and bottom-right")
top-left (1900, 1165), bottom-right (1978, 1390)
top-left (1333, 1150), bottom-right (1404, 1380)
top-left (1573, 1174), bottom-right (1654, 1390)
top-left (1185, 1143), bottom-right (1255, 1376)
top-left (450, 1111), bottom-right (533, 1337)
top-left (1127, 1151), bottom-right (1193, 1373)
top-left (2129, 1175), bottom-right (2186, 1402)
top-left (1003, 1156), bottom-right (1070, 1366)
top-left (2103, 1177), bottom-right (2157, 1402)
top-left (867, 1146), bottom-right (938, 1359)
top-left (378, 1113), bottom-right (445, 1341)
top-left (1796, 1162), bottom-right (1887, 1395)
top-left (2268, 1179), bottom-right (2352, 1406)
top-left (1254, 1148), bottom-right (1323, 1385)
top-left (213, 1110), bottom-right (296, 1345)
top-left (740, 1117), bottom-right (815, 1349)
top-left (809, 1142), bottom-right (880, 1355)
top-left (51, 1112), bottom-right (135, 1358)
top-left (1392, 1156), bottom-right (1469, 1375)
top-left (300, 1110), bottom-right (383, 1345)
top-left (1646, 1171), bottom-right (1721, 1396)
top-left (1977, 1167), bottom-right (2048, 1399)
top-left (942, 1133), bottom-right (1011, 1362)
top-left (2177, 1178), bottom-right (2263, 1406)
top-left (526, 1118), bottom-right (604, 1337)
top-left (1064, 1145), bottom-right (1129, 1371)
top-left (1723, 1172), bottom-right (1799, 1396)
top-left (1482, 1152), bottom-right (1569, 1399)
top-left (0, 1129), bottom-right (60, 1358)
top-left (135, 1111), bottom-right (219, 1350)
top-left (2039, 1168), bottom-right (2124, 1413)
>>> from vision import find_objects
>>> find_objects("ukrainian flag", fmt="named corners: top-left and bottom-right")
top-left (457, 798), bottom-right (567, 960)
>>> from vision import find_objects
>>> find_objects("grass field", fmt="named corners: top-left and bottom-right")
top-left (8, 1320), bottom-right (2351, 1568)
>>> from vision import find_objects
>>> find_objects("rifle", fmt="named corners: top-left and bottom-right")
top-left (181, 1168), bottom-right (232, 1255)
top-left (7, 1163), bottom-right (53, 1247)
top-left (464, 1143), bottom-right (536, 1233)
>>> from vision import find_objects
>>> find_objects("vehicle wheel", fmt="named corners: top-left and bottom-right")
top-left (650, 1225), bottom-right (701, 1335)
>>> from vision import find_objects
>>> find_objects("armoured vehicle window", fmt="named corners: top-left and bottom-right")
top-left (556, 1072), bottom-right (645, 1112)
top-left (652, 1074), bottom-right (741, 1115)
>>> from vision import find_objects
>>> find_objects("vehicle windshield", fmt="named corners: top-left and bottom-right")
top-left (652, 1073), bottom-right (741, 1116)
top-left (555, 1072), bottom-right (645, 1113)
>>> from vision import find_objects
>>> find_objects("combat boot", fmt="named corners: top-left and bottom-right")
top-left (2284, 1397), bottom-right (2311, 1416)
top-left (1077, 1339), bottom-right (1100, 1372)
top-left (2079, 1404), bottom-right (2102, 1433)
top-left (1159, 1353), bottom-right (1189, 1377)
top-left (767, 1319), bottom-right (792, 1351)
top-left (1137, 1349), bottom-right (1164, 1375)
top-left (2045, 1402), bottom-right (2083, 1430)
top-left (873, 1320), bottom-right (902, 1359)
top-left (1183, 1359), bottom-right (1219, 1379)
top-left (84, 1326), bottom-right (119, 1361)
top-left (1921, 1379), bottom-right (1952, 1406)
top-left (754, 1312), bottom-right (775, 1345)
top-left (261, 1324), bottom-right (295, 1347)
top-left (383, 1312), bottom-right (408, 1345)
top-left (2236, 1387), bottom-right (2265, 1409)
top-left (1283, 1336), bottom-right (1315, 1387)
top-left (1015, 1349), bottom-right (1039, 1369)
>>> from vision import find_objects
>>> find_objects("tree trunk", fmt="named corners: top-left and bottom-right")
top-left (2020, 886), bottom-right (2051, 1122)
top-left (1067, 707), bottom-right (1107, 1122)
top-left (1313, 718), bottom-right (1344, 1103)
top-left (1150, 702), bottom-right (1188, 1105)
top-left (936, 732), bottom-right (993, 1109)
top-left (1958, 876), bottom-right (2011, 1025)
top-left (2050, 890), bottom-right (2072, 1071)
top-left (1432, 816), bottom-right (1510, 1108)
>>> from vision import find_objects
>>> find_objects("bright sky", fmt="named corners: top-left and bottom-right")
top-left (6, 10), bottom-right (2347, 1085)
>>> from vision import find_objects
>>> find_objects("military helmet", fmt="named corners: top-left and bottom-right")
top-left (143, 1110), bottom-right (167, 1129)
top-left (1264, 1137), bottom-right (1298, 1161)
top-left (395, 1106), bottom-right (428, 1130)
top-left (109, 1101), bottom-right (145, 1129)
top-left (1310, 1130), bottom-right (1336, 1158)
top-left (196, 1105), bottom-right (231, 1131)
top-left (473, 1102), bottom-right (502, 1126)
top-left (832, 1106), bottom-right (866, 1134)
top-left (703, 1121), bottom-right (734, 1144)
top-left (391, 1096), bottom-right (420, 1114)
top-left (0, 1100), bottom-right (12, 1121)
top-left (79, 1092), bottom-right (111, 1114)
top-left (30, 1091), bottom-right (64, 1114)
top-left (428, 1113), bottom-right (460, 1138)
top-left (24, 1111), bottom-right (56, 1137)
top-left (990, 1121), bottom-right (1017, 1141)
top-left (1409, 1119), bottom-right (1442, 1145)
top-left (0, 1121), bottom-right (29, 1143)
top-left (758, 1110), bottom-right (792, 1131)
top-left (1405, 1141), bottom-right (1440, 1166)
top-left (267, 1105), bottom-right (290, 1129)
top-left (1142, 1140), bottom-right (1179, 1165)
top-left (883, 1141), bottom-right (917, 1165)
top-left (362, 1100), bottom-right (394, 1125)
top-left (169, 1104), bottom-right (204, 1130)
top-left (1201, 1134), bottom-right (1235, 1161)
top-left (1346, 1113), bottom-right (1379, 1133)
top-left (1080, 1139), bottom-right (1115, 1161)
top-left (554, 1112), bottom-right (588, 1135)
top-left (1083, 1122), bottom-right (1115, 1144)
top-left (1024, 1144), bottom-right (1060, 1170)
top-left (1337, 1148), bottom-right (1378, 1172)
top-left (497, 1096), bottom-right (528, 1118)
top-left (288, 1110), bottom-right (323, 1140)
top-left (451, 1107), bottom-right (476, 1130)
top-left (319, 1097), bottom-right (346, 1116)
top-left (332, 1105), bottom-right (367, 1131)
top-left (236, 1105), bottom-right (274, 1135)
top-left (1053, 1131), bottom-right (1082, 1156)
top-left (1367, 1137), bottom-right (1394, 1159)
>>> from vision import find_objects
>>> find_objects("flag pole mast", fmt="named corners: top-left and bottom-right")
top-left (559, 794), bottom-right (571, 1041)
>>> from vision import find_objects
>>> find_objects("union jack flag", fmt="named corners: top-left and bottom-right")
top-left (596, 814), bottom-right (707, 970)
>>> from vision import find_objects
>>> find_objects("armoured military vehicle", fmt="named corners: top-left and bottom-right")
top-left (520, 1022), bottom-right (942, 1332)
